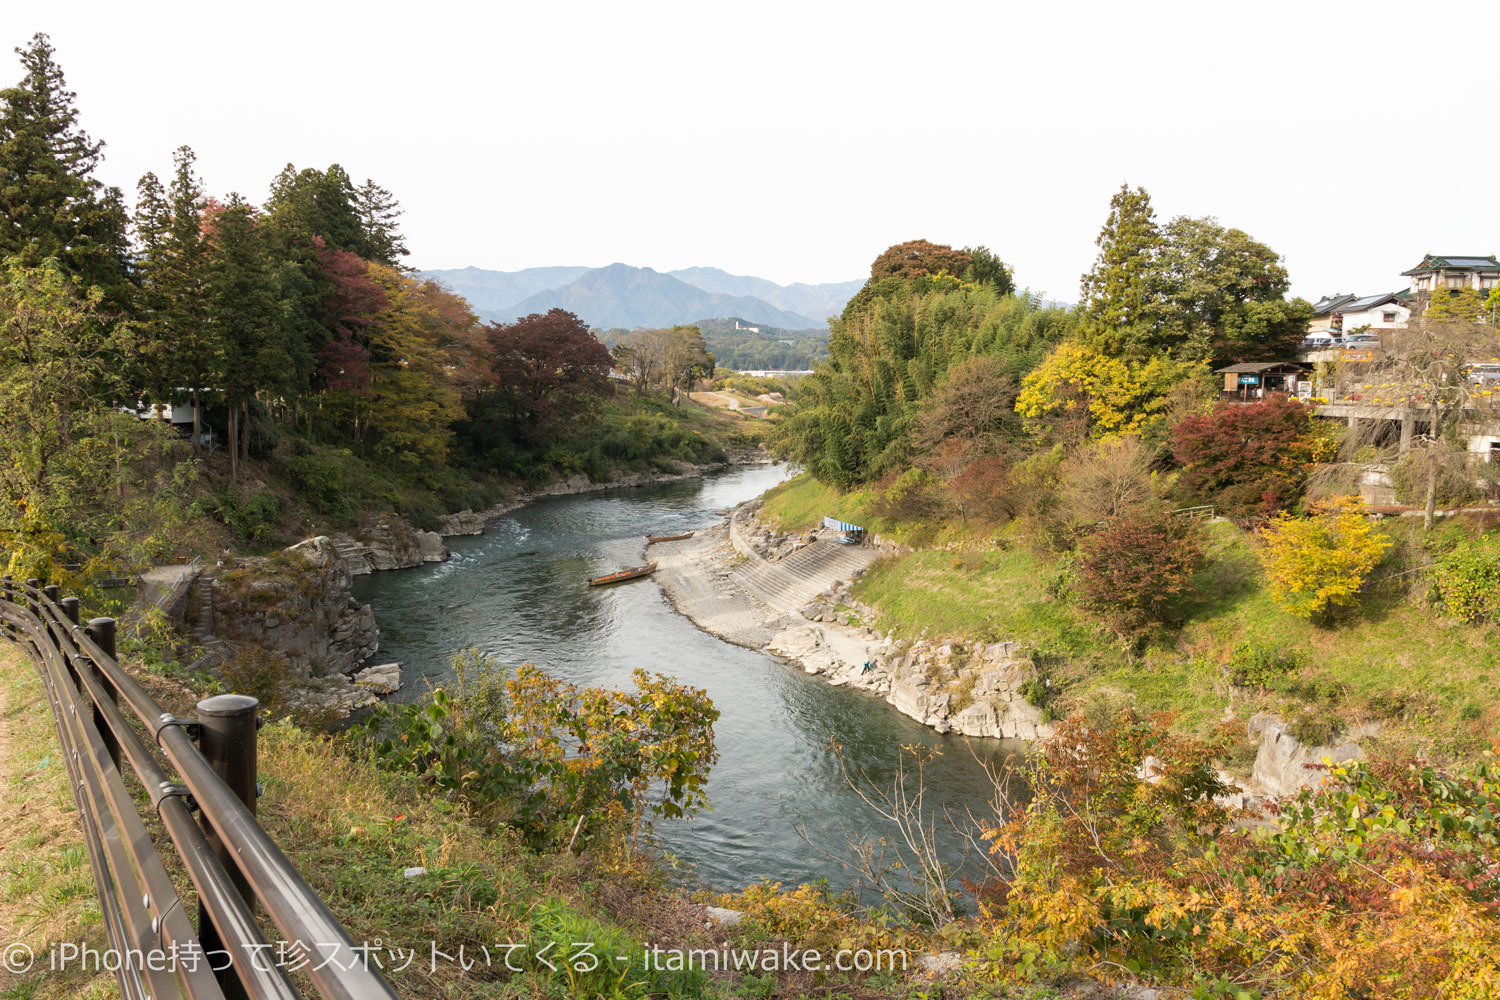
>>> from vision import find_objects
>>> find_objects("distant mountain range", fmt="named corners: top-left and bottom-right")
top-left (420, 263), bottom-right (862, 330)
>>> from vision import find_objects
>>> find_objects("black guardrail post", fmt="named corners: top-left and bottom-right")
top-left (0, 575), bottom-right (9, 636)
top-left (24, 579), bottom-right (39, 615)
top-left (197, 693), bottom-right (259, 1000)
top-left (60, 596), bottom-right (80, 624)
top-left (85, 617), bottom-right (121, 770)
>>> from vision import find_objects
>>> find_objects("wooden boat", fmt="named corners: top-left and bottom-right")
top-left (645, 531), bottom-right (694, 543)
top-left (587, 562), bottom-right (657, 587)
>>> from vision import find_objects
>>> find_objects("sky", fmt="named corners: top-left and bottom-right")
top-left (9, 0), bottom-right (1499, 303)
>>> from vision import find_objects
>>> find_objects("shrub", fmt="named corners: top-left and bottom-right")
top-left (1259, 496), bottom-right (1391, 621)
top-left (1226, 642), bottom-right (1307, 689)
top-left (355, 652), bottom-right (719, 851)
top-left (1432, 538), bottom-right (1500, 623)
top-left (1076, 509), bottom-right (1204, 637)
top-left (1172, 396), bottom-right (1324, 523)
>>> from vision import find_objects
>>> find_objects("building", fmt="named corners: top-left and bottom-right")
top-left (1216, 362), bottom-right (1309, 401)
top-left (1401, 254), bottom-right (1500, 296)
top-left (1308, 292), bottom-right (1410, 336)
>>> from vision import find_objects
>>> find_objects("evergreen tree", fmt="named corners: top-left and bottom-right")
top-left (353, 179), bottom-right (408, 266)
top-left (133, 147), bottom-right (214, 454)
top-left (1077, 184), bottom-right (1162, 357)
top-left (0, 34), bottom-right (129, 307)
top-left (265, 163), bottom-right (363, 252)
top-left (203, 194), bottom-right (284, 481)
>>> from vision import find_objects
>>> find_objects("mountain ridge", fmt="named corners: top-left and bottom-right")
top-left (421, 263), bottom-right (860, 330)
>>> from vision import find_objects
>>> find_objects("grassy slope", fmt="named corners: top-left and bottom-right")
top-left (762, 474), bottom-right (1498, 763)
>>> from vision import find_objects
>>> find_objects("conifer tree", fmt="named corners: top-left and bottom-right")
top-left (1077, 183), bottom-right (1162, 357)
top-left (0, 34), bottom-right (129, 307)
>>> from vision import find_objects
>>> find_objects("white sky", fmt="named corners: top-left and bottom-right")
top-left (10, 0), bottom-right (1499, 303)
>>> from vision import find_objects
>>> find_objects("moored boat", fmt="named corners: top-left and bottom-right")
top-left (645, 531), bottom-right (694, 542)
top-left (586, 562), bottom-right (657, 586)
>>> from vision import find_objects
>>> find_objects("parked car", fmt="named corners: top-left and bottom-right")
top-left (1343, 332), bottom-right (1379, 347)
top-left (1302, 332), bottom-right (1336, 348)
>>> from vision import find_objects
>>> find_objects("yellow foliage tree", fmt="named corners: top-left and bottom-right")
top-left (1014, 340), bottom-right (1191, 441)
top-left (1259, 496), bottom-right (1391, 620)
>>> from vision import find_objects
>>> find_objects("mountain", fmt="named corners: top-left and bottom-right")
top-left (419, 264), bottom-right (863, 329)
top-left (420, 265), bottom-right (591, 320)
top-left (668, 267), bottom-right (862, 325)
top-left (503, 264), bottom-right (827, 330)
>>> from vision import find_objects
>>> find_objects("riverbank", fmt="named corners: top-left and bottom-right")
top-left (650, 502), bottom-right (1054, 742)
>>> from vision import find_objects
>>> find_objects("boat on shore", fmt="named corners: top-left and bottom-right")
top-left (587, 562), bottom-right (657, 587)
top-left (645, 531), bottom-right (694, 543)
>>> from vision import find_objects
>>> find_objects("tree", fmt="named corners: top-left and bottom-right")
top-left (1172, 395), bottom-right (1325, 523)
top-left (843, 240), bottom-right (1014, 318)
top-left (1015, 340), bottom-right (1190, 442)
top-left (1059, 434), bottom-right (1158, 532)
top-left (1358, 301), bottom-right (1500, 527)
top-left (612, 325), bottom-right (711, 402)
top-left (661, 324), bottom-right (714, 404)
top-left (913, 354), bottom-right (1018, 458)
top-left (1259, 496), bottom-right (1390, 621)
top-left (1076, 508), bottom-right (1204, 637)
top-left (1153, 215), bottom-right (1311, 361)
top-left (133, 146), bottom-right (214, 455)
top-left (202, 195), bottom-right (287, 481)
top-left (0, 34), bottom-right (129, 308)
top-left (1078, 183), bottom-right (1162, 357)
top-left (476, 309), bottom-right (613, 451)
top-left (1078, 188), bottom-right (1309, 362)
top-left (352, 179), bottom-right (408, 266)
top-left (265, 163), bottom-right (364, 253)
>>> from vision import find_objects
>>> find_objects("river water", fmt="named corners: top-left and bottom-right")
top-left (353, 465), bottom-right (1023, 892)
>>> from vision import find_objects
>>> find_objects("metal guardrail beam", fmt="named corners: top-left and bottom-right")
top-left (1, 577), bottom-right (399, 1000)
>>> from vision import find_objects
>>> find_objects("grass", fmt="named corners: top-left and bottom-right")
top-left (0, 645), bottom-right (114, 1000)
top-left (835, 504), bottom-right (1499, 766)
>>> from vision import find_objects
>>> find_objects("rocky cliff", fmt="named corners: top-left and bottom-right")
top-left (206, 536), bottom-right (379, 678)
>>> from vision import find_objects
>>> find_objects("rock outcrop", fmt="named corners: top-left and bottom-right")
top-left (765, 623), bottom-right (1052, 741)
top-left (1249, 713), bottom-right (1365, 798)
top-left (332, 514), bottom-right (450, 575)
top-left (207, 536), bottom-right (379, 678)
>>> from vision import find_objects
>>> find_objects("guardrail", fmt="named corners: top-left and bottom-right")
top-left (153, 555), bottom-right (205, 613)
top-left (0, 575), bottom-right (399, 1000)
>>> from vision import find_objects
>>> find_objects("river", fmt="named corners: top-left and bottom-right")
top-left (352, 465), bottom-right (1024, 893)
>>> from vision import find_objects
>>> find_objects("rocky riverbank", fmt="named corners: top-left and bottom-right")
top-left (650, 503), bottom-right (1055, 741)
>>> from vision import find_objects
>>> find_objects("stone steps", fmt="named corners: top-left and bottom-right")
top-left (732, 540), bottom-right (878, 614)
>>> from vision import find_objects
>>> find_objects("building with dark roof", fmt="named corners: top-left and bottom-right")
top-left (1309, 291), bottom-right (1409, 335)
top-left (1401, 254), bottom-right (1500, 296)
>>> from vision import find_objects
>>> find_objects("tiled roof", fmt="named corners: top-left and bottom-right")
top-left (1401, 254), bottom-right (1500, 275)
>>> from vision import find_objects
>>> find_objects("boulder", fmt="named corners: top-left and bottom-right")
top-left (208, 537), bottom-right (379, 679)
top-left (354, 662), bottom-right (402, 695)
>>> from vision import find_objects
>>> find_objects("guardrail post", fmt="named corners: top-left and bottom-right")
top-left (42, 583), bottom-right (59, 604)
top-left (196, 693), bottom-right (259, 999)
top-left (85, 617), bottom-right (121, 770)
top-left (1, 575), bottom-right (11, 637)
top-left (24, 579), bottom-right (39, 615)
top-left (60, 596), bottom-right (80, 624)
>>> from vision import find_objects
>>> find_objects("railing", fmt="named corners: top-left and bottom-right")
top-left (0, 575), bottom-right (399, 1000)
top-left (1172, 505), bottom-right (1217, 520)
top-left (154, 555), bottom-right (205, 613)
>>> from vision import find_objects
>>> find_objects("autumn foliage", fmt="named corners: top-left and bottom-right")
top-left (1172, 395), bottom-right (1323, 522)
top-left (1076, 509), bottom-right (1203, 636)
top-left (1259, 495), bottom-right (1391, 620)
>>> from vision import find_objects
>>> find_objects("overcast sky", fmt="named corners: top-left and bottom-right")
top-left (10, 1), bottom-right (1498, 303)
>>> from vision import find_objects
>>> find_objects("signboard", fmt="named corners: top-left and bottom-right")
top-left (1238, 374), bottom-right (1260, 385)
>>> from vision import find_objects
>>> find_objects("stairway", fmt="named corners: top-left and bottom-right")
top-left (731, 540), bottom-right (879, 615)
